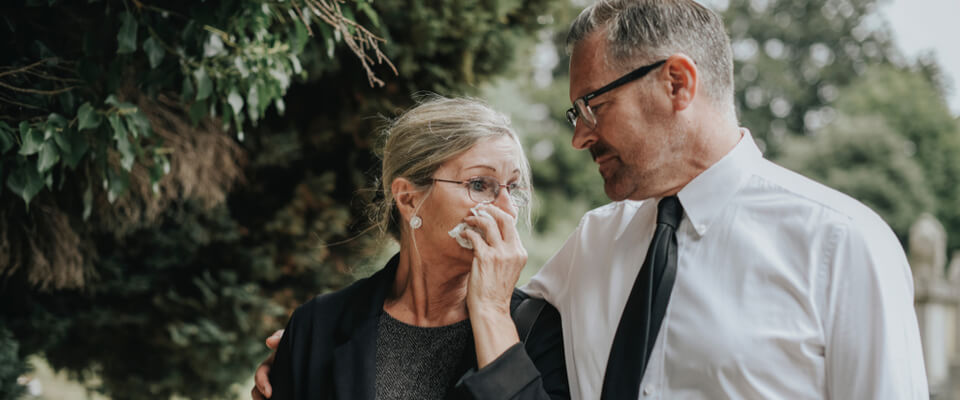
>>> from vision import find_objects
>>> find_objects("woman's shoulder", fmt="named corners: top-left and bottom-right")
top-left (285, 269), bottom-right (389, 335)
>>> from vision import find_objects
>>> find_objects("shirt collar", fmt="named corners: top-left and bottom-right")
top-left (677, 128), bottom-right (762, 236)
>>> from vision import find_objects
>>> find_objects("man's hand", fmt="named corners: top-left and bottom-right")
top-left (251, 329), bottom-right (283, 400)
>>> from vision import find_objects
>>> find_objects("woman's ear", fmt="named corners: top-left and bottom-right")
top-left (663, 53), bottom-right (697, 111)
top-left (391, 177), bottom-right (420, 224)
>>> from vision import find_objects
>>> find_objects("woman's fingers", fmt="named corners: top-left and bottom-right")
top-left (477, 203), bottom-right (520, 245)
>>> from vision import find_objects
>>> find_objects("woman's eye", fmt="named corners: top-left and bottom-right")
top-left (468, 179), bottom-right (488, 191)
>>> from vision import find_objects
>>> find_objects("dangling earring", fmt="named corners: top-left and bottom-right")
top-left (409, 215), bottom-right (422, 229)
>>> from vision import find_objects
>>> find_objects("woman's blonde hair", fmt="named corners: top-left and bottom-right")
top-left (371, 94), bottom-right (532, 240)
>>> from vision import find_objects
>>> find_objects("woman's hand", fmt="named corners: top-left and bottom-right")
top-left (461, 203), bottom-right (527, 314)
top-left (460, 203), bottom-right (528, 367)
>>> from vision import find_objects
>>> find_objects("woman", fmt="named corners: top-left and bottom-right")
top-left (264, 96), bottom-right (568, 400)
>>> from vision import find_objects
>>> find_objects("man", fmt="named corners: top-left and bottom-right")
top-left (254, 0), bottom-right (928, 398)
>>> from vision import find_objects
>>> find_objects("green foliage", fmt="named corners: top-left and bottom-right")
top-left (778, 114), bottom-right (937, 240)
top-left (0, 0), bottom-right (374, 211)
top-left (718, 0), bottom-right (899, 155)
top-left (825, 66), bottom-right (960, 250)
top-left (0, 328), bottom-right (29, 400)
top-left (0, 0), bottom-right (556, 398)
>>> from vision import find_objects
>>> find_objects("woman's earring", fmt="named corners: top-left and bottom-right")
top-left (409, 215), bottom-right (422, 229)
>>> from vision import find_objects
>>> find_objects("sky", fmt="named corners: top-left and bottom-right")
top-left (878, 0), bottom-right (959, 115)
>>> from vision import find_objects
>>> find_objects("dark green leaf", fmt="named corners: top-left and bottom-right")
top-left (77, 102), bottom-right (102, 131)
top-left (6, 163), bottom-right (44, 207)
top-left (116, 132), bottom-right (135, 171)
top-left (227, 89), bottom-right (243, 116)
top-left (117, 11), bottom-right (138, 54)
top-left (106, 168), bottom-right (130, 203)
top-left (53, 127), bottom-right (71, 154)
top-left (108, 113), bottom-right (127, 141)
top-left (64, 131), bottom-right (89, 169)
top-left (0, 122), bottom-right (14, 154)
top-left (105, 94), bottom-right (136, 110)
top-left (144, 36), bottom-right (165, 68)
top-left (189, 99), bottom-right (207, 125)
top-left (38, 142), bottom-right (59, 173)
top-left (129, 111), bottom-right (152, 137)
top-left (181, 75), bottom-right (196, 103)
top-left (18, 123), bottom-right (43, 156)
top-left (194, 67), bottom-right (213, 101)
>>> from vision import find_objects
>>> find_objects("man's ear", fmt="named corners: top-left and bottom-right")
top-left (391, 177), bottom-right (420, 224)
top-left (663, 54), bottom-right (697, 111)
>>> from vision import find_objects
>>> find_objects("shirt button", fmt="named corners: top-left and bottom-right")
top-left (643, 385), bottom-right (654, 396)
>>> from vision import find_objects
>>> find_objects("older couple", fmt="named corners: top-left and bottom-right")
top-left (255, 1), bottom-right (928, 399)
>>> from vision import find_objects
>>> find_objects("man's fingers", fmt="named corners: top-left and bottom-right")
top-left (254, 352), bottom-right (275, 399)
top-left (265, 329), bottom-right (283, 350)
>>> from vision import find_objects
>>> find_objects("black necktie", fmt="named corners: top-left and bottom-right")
top-left (600, 196), bottom-right (683, 400)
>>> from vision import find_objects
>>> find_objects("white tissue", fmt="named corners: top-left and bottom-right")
top-left (447, 205), bottom-right (493, 249)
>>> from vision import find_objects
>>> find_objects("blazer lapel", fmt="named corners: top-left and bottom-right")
top-left (331, 254), bottom-right (400, 400)
top-left (333, 318), bottom-right (378, 400)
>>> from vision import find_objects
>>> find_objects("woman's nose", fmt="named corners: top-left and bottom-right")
top-left (493, 188), bottom-right (518, 217)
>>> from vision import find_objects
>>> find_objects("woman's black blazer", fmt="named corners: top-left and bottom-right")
top-left (268, 254), bottom-right (569, 400)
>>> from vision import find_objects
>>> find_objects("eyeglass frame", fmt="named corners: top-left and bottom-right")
top-left (565, 59), bottom-right (667, 129)
top-left (432, 176), bottom-right (529, 205)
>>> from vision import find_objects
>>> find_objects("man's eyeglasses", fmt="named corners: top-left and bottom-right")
top-left (565, 59), bottom-right (667, 129)
top-left (433, 176), bottom-right (529, 207)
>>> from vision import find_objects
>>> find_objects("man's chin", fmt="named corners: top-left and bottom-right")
top-left (602, 177), bottom-right (630, 202)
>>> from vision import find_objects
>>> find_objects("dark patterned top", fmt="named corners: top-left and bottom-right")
top-left (375, 312), bottom-right (473, 400)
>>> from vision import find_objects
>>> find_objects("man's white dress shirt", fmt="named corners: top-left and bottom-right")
top-left (523, 130), bottom-right (928, 399)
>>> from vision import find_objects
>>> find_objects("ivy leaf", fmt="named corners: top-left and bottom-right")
top-left (116, 133), bottom-right (136, 171)
top-left (77, 102), bottom-right (102, 131)
top-left (108, 113), bottom-right (127, 141)
top-left (203, 33), bottom-right (226, 57)
top-left (181, 75), bottom-right (195, 103)
top-left (18, 122), bottom-right (43, 156)
top-left (37, 141), bottom-right (60, 173)
top-left (117, 11), bottom-right (138, 54)
top-left (105, 94), bottom-right (136, 111)
top-left (127, 112), bottom-right (152, 138)
top-left (143, 36), bottom-right (165, 68)
top-left (7, 163), bottom-right (44, 208)
top-left (227, 89), bottom-right (244, 116)
top-left (106, 168), bottom-right (130, 204)
top-left (194, 67), bottom-right (213, 101)
top-left (189, 99), bottom-right (207, 125)
top-left (0, 122), bottom-right (15, 154)
top-left (64, 130), bottom-right (90, 169)
top-left (53, 127), bottom-right (71, 154)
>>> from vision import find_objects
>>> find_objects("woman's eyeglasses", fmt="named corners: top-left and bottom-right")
top-left (433, 176), bottom-right (529, 207)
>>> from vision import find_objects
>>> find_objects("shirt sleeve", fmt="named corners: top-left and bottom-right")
top-left (824, 220), bottom-right (929, 399)
top-left (522, 219), bottom-right (584, 307)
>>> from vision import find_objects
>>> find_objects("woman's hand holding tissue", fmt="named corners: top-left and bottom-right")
top-left (457, 203), bottom-right (528, 367)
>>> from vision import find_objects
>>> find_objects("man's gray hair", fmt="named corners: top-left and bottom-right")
top-left (567, 0), bottom-right (734, 104)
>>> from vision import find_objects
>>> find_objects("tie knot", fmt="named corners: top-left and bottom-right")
top-left (657, 196), bottom-right (683, 229)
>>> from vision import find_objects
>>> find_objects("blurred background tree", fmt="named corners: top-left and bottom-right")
top-left (0, 0), bottom-right (555, 398)
top-left (1, 0), bottom-right (958, 398)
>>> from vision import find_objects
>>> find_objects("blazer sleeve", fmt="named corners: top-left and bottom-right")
top-left (268, 304), bottom-right (307, 400)
top-left (452, 302), bottom-right (569, 400)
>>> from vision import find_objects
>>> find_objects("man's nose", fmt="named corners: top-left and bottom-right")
top-left (571, 122), bottom-right (597, 150)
